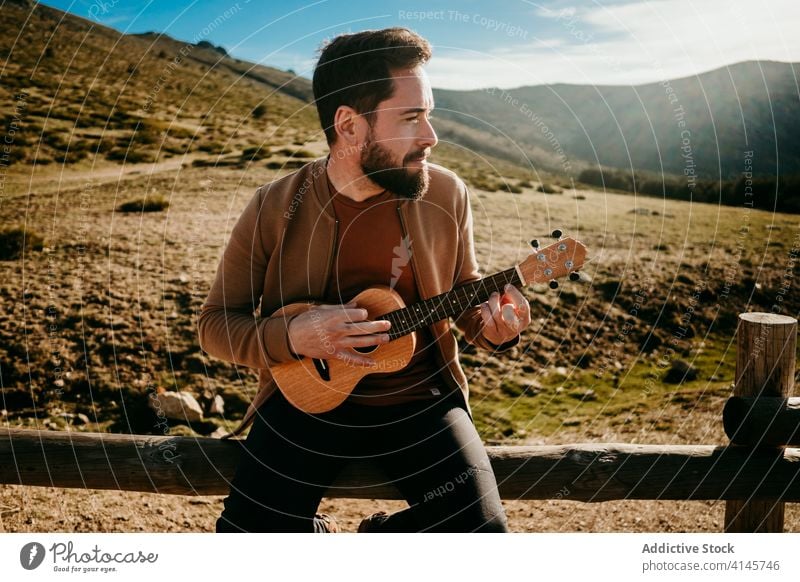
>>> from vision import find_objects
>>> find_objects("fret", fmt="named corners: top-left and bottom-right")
top-left (453, 291), bottom-right (465, 312)
top-left (397, 309), bottom-right (412, 335)
top-left (409, 303), bottom-right (422, 328)
top-left (377, 313), bottom-right (398, 341)
top-left (417, 301), bottom-right (428, 325)
top-left (430, 295), bottom-right (445, 321)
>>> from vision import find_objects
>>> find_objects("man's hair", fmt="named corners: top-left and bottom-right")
top-left (312, 27), bottom-right (432, 145)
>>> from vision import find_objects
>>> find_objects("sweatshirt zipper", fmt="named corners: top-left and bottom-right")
top-left (396, 204), bottom-right (461, 393)
top-left (321, 218), bottom-right (339, 298)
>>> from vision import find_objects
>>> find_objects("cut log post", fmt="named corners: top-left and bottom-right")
top-left (724, 397), bottom-right (800, 446)
top-left (2, 429), bottom-right (800, 501)
top-left (725, 312), bottom-right (797, 533)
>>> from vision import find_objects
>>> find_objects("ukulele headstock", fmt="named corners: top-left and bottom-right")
top-left (518, 231), bottom-right (588, 289)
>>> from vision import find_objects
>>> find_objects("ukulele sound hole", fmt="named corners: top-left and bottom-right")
top-left (353, 345), bottom-right (379, 354)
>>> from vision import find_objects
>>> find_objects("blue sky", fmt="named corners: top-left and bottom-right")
top-left (40, 0), bottom-right (800, 89)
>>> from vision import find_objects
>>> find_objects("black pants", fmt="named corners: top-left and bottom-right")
top-left (216, 389), bottom-right (508, 532)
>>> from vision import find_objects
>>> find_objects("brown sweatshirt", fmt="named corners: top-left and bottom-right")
top-left (322, 172), bottom-right (447, 405)
top-left (198, 157), bottom-right (520, 438)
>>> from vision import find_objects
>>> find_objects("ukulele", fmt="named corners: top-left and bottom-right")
top-left (271, 233), bottom-right (588, 413)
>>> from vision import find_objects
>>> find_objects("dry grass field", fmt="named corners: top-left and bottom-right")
top-left (1, 155), bottom-right (798, 532)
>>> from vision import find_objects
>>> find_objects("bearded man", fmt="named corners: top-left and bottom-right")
top-left (199, 27), bottom-right (531, 533)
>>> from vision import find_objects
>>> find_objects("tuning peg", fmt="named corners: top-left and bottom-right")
top-left (529, 239), bottom-right (539, 249)
top-left (569, 271), bottom-right (580, 282)
top-left (551, 229), bottom-right (563, 239)
top-left (549, 279), bottom-right (559, 290)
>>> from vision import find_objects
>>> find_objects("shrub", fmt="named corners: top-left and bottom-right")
top-left (116, 195), bottom-right (169, 213)
top-left (252, 104), bottom-right (267, 120)
top-left (579, 168), bottom-right (633, 191)
top-left (0, 226), bottom-right (44, 260)
top-left (55, 148), bottom-right (88, 164)
top-left (241, 145), bottom-right (269, 161)
top-left (277, 147), bottom-right (315, 158)
top-left (537, 183), bottom-right (562, 194)
top-left (663, 359), bottom-right (698, 384)
top-left (197, 141), bottom-right (231, 155)
top-left (105, 148), bottom-right (156, 163)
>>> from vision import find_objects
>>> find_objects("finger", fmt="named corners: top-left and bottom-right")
top-left (487, 292), bottom-right (502, 319)
top-left (491, 288), bottom-right (514, 329)
top-left (500, 303), bottom-right (520, 329)
top-left (480, 302), bottom-right (500, 337)
top-left (317, 301), bottom-right (356, 310)
top-left (492, 304), bottom-right (510, 330)
top-left (506, 286), bottom-right (532, 325)
top-left (342, 320), bottom-right (392, 335)
top-left (518, 300), bottom-right (532, 326)
top-left (335, 308), bottom-right (371, 322)
top-left (339, 333), bottom-right (391, 348)
top-left (503, 285), bottom-right (528, 311)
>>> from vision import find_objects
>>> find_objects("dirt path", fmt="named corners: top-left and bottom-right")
top-left (3, 484), bottom-right (798, 533)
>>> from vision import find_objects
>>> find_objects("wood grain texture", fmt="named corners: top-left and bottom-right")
top-left (3, 429), bottom-right (800, 501)
top-left (725, 312), bottom-right (797, 532)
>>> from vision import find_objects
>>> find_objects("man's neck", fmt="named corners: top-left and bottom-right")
top-left (326, 154), bottom-right (385, 203)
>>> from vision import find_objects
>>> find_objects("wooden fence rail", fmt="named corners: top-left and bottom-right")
top-left (1, 429), bottom-right (800, 501)
top-left (724, 397), bottom-right (800, 446)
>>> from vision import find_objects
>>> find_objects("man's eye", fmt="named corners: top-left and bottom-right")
top-left (405, 117), bottom-right (419, 123)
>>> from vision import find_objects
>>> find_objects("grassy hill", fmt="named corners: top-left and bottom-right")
top-left (433, 61), bottom-right (800, 181)
top-left (0, 0), bottom-right (322, 170)
top-left (1, 0), bottom-right (798, 447)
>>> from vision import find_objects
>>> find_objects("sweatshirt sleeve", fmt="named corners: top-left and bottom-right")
top-left (452, 180), bottom-right (520, 353)
top-left (197, 186), bottom-right (301, 369)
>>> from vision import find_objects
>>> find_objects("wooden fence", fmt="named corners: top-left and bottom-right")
top-left (1, 312), bottom-right (797, 532)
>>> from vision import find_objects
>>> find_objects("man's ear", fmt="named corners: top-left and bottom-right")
top-left (333, 105), bottom-right (362, 145)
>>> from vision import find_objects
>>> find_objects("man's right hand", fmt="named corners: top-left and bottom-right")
top-left (287, 301), bottom-right (392, 366)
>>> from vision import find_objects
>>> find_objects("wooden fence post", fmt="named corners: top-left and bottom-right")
top-left (725, 312), bottom-right (797, 532)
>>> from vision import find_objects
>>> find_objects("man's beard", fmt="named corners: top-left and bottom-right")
top-left (359, 133), bottom-right (429, 200)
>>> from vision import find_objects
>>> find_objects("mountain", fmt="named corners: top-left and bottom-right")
top-left (432, 61), bottom-right (800, 180)
top-left (3, 0), bottom-right (798, 187)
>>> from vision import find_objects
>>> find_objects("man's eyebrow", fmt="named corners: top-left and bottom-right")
top-left (398, 107), bottom-right (433, 115)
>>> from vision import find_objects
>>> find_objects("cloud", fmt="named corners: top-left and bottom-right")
top-left (427, 0), bottom-right (800, 89)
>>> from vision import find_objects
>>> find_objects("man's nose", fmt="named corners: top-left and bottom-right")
top-left (418, 116), bottom-right (438, 149)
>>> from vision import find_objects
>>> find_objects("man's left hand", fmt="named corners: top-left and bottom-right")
top-left (479, 284), bottom-right (531, 346)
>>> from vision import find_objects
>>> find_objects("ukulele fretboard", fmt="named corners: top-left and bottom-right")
top-left (377, 267), bottom-right (522, 339)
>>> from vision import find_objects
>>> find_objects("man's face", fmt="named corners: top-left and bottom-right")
top-left (359, 66), bottom-right (438, 199)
